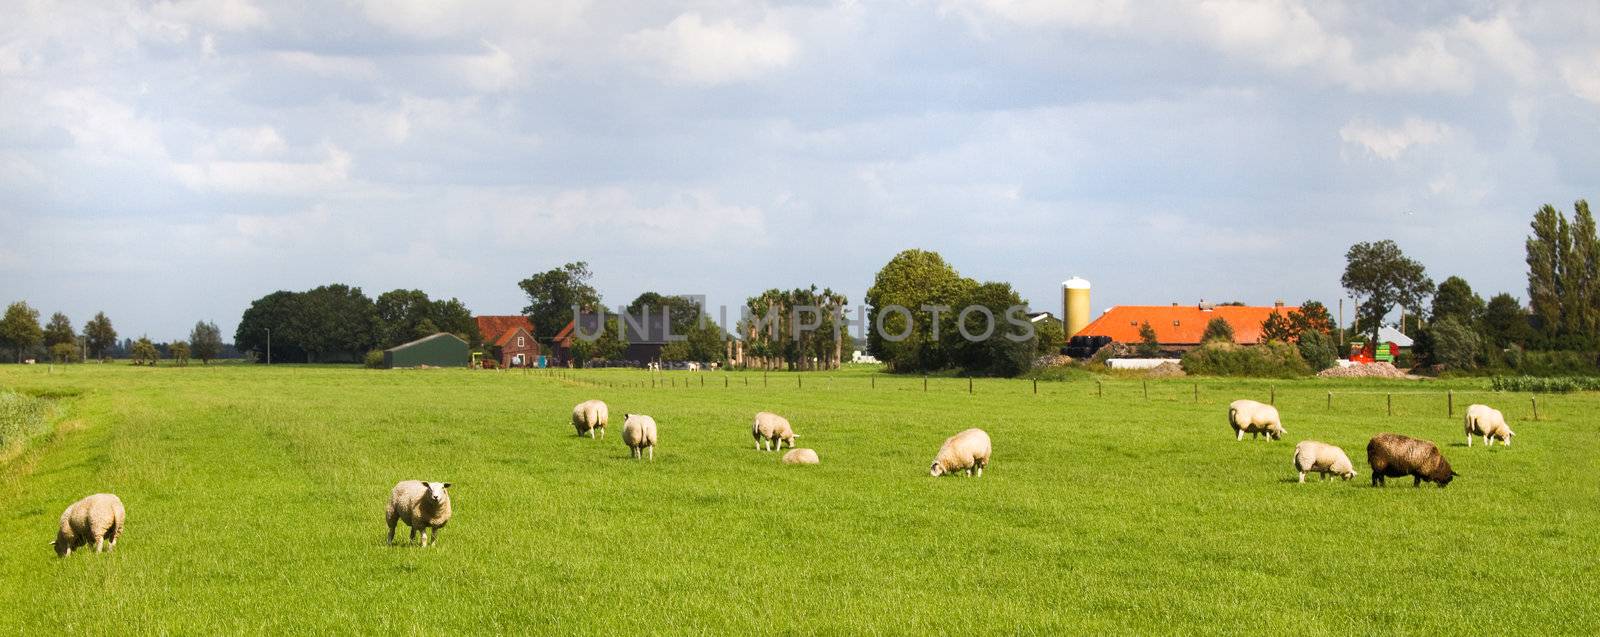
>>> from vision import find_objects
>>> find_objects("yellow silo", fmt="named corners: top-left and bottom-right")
top-left (1062, 277), bottom-right (1091, 337)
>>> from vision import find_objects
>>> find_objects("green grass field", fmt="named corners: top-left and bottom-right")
top-left (2, 364), bottom-right (1597, 634)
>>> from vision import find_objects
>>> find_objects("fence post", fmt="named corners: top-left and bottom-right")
top-left (1532, 396), bottom-right (1539, 421)
top-left (872, 376), bottom-right (876, 389)
top-left (1143, 381), bottom-right (1148, 400)
top-left (725, 376), bottom-right (729, 388)
top-left (1327, 391), bottom-right (1331, 410)
top-left (798, 376), bottom-right (802, 389)
top-left (701, 375), bottom-right (705, 387)
top-left (1270, 386), bottom-right (1276, 405)
top-left (1387, 393), bottom-right (1392, 416)
top-left (1193, 383), bottom-right (1198, 402)
top-left (1097, 381), bottom-right (1102, 398)
top-left (924, 375), bottom-right (928, 392)
top-left (969, 377), bottom-right (973, 395)
top-left (1033, 379), bottom-right (1038, 395)
top-left (1447, 390), bottom-right (1453, 417)
top-left (764, 372), bottom-right (768, 388)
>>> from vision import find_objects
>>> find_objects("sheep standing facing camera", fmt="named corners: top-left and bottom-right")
top-left (386, 481), bottom-right (452, 547)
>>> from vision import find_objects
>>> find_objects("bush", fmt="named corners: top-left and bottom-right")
top-left (0, 390), bottom-right (53, 452)
top-left (1429, 317), bottom-right (1484, 371)
top-left (1180, 341), bottom-right (1311, 378)
top-left (1201, 317), bottom-right (1235, 343)
top-left (364, 350), bottom-right (386, 369)
top-left (1295, 330), bottom-right (1337, 371)
top-left (49, 342), bottom-right (79, 364)
top-left (1490, 376), bottom-right (1600, 392)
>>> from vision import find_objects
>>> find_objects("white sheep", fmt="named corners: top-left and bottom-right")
top-left (752, 411), bottom-right (798, 451)
top-left (572, 399), bottom-right (609, 438)
top-left (54, 493), bottom-right (125, 557)
top-left (1464, 404), bottom-right (1515, 447)
top-left (386, 481), bottom-right (452, 547)
top-left (782, 448), bottom-right (820, 465)
top-left (1292, 441), bottom-right (1357, 482)
top-left (1228, 399), bottom-right (1285, 441)
top-left (929, 428), bottom-right (992, 477)
top-left (622, 413), bottom-right (658, 460)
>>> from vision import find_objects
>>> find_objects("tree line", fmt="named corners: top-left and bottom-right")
top-left (0, 303), bottom-right (229, 365)
top-left (235, 285), bottom-right (478, 363)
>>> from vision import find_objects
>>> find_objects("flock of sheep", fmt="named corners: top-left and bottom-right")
top-left (49, 391), bottom-right (1513, 556)
top-left (1228, 398), bottom-right (1515, 486)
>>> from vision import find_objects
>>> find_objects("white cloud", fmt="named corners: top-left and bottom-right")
top-left (1339, 117), bottom-right (1451, 160)
top-left (173, 143), bottom-right (351, 193)
top-left (45, 89), bottom-right (169, 162)
top-left (1560, 51), bottom-right (1600, 105)
top-left (482, 187), bottom-right (767, 247)
top-left (456, 42), bottom-right (518, 92)
top-left (626, 13), bottom-right (798, 85)
top-left (151, 0), bottom-right (268, 32)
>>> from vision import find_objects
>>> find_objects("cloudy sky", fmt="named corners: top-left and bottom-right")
top-left (4, 0), bottom-right (1599, 341)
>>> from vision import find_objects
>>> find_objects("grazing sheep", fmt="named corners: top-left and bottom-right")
top-left (782, 448), bottom-right (820, 465)
top-left (929, 428), bottom-right (992, 477)
top-left (1464, 404), bottom-right (1514, 447)
top-left (54, 493), bottom-right (125, 557)
top-left (1367, 433), bottom-right (1457, 488)
top-left (1228, 399), bottom-right (1286, 441)
top-left (1292, 441), bottom-right (1357, 483)
top-left (386, 481), bottom-right (452, 547)
top-left (622, 413), bottom-right (658, 460)
top-left (752, 411), bottom-right (798, 451)
top-left (572, 399), bottom-right (609, 438)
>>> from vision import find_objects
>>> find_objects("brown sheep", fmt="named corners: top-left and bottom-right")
top-left (1367, 433), bottom-right (1457, 488)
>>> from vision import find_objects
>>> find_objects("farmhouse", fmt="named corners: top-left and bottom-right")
top-left (474, 315), bottom-right (540, 368)
top-left (383, 332), bottom-right (470, 368)
top-left (1075, 301), bottom-right (1297, 350)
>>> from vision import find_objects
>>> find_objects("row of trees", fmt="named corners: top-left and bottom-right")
top-left (235, 285), bottom-right (477, 363)
top-left (1, 303), bottom-right (121, 363)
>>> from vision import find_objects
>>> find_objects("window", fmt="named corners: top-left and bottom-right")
top-left (517, 336), bottom-right (525, 347)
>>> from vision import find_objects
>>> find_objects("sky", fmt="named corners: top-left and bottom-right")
top-left (3, 0), bottom-right (1599, 342)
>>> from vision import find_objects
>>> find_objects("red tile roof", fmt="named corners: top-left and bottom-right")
top-left (1076, 305), bottom-right (1296, 345)
top-left (475, 316), bottom-right (534, 344)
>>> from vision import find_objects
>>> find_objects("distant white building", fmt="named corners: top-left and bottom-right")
top-left (851, 350), bottom-right (880, 364)
top-left (1379, 325), bottom-right (1414, 348)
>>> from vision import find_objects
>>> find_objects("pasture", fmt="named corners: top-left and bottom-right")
top-left (1, 365), bottom-right (1597, 634)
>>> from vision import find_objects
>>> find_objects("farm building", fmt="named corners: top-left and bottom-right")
top-left (382, 332), bottom-right (470, 368)
top-left (549, 311), bottom-right (671, 366)
top-left (474, 315), bottom-right (540, 368)
top-left (1074, 301), bottom-right (1297, 350)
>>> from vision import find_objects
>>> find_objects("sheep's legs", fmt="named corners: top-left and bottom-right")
top-left (1236, 430), bottom-right (1244, 441)
top-left (94, 536), bottom-right (105, 553)
top-left (975, 466), bottom-right (983, 478)
top-left (1466, 434), bottom-right (1473, 447)
top-left (647, 446), bottom-right (654, 461)
top-left (1485, 435), bottom-right (1493, 447)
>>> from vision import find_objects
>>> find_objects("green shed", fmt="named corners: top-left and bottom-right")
top-left (383, 333), bottom-right (469, 368)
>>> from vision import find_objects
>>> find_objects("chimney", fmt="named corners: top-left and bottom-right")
top-left (1274, 299), bottom-right (1285, 309)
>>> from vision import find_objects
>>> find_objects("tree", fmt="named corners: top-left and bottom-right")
top-left (236, 291), bottom-right (305, 362)
top-left (1136, 321), bottom-right (1160, 357)
top-left (1526, 204), bottom-right (1564, 339)
top-left (1432, 276), bottom-right (1485, 326)
top-left (1482, 293), bottom-right (1533, 349)
top-left (190, 321), bottom-right (223, 364)
top-left (375, 289), bottom-right (480, 349)
top-left (294, 284), bottom-right (379, 362)
top-left (84, 312), bottom-right (117, 360)
top-left (568, 314), bottom-right (628, 367)
top-left (519, 262), bottom-right (602, 341)
top-left (1341, 240), bottom-right (1433, 346)
top-left (1289, 301), bottom-right (1333, 336)
top-left (1428, 317), bottom-right (1483, 370)
top-left (1296, 330), bottom-right (1337, 371)
top-left (50, 342), bottom-right (78, 364)
top-left (1566, 201), bottom-right (1599, 339)
top-left (1201, 317), bottom-right (1235, 343)
top-left (865, 249), bottom-right (976, 372)
top-left (43, 312), bottom-right (75, 348)
top-left (1260, 313), bottom-right (1293, 342)
top-left (170, 340), bottom-right (191, 366)
top-left (0, 302), bottom-right (43, 362)
top-left (130, 337), bottom-right (160, 365)
top-left (739, 287), bottom-right (850, 370)
top-left (942, 282), bottom-right (1036, 376)
top-left (1034, 316), bottom-right (1065, 358)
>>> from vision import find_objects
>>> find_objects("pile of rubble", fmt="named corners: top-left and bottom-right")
top-left (1034, 354), bottom-right (1074, 368)
top-left (1146, 361), bottom-right (1187, 378)
top-left (1315, 362), bottom-right (1408, 379)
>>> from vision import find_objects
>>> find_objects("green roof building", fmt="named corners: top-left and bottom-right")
top-left (383, 332), bottom-right (469, 368)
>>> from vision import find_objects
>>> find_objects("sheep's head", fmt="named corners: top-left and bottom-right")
top-left (1268, 425), bottom-right (1285, 440)
top-left (423, 482), bottom-right (451, 502)
top-left (929, 462), bottom-right (945, 477)
top-left (1340, 469), bottom-right (1357, 481)
top-left (52, 532), bottom-right (76, 557)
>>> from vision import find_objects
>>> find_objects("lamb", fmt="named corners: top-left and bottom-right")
top-left (1292, 441), bottom-right (1357, 483)
top-left (1464, 404), bottom-right (1514, 447)
top-left (929, 428), bottom-right (992, 477)
top-left (54, 493), bottom-right (125, 557)
top-left (386, 481), bottom-right (452, 547)
top-left (782, 448), bottom-right (820, 465)
top-left (1228, 399), bottom-right (1286, 441)
top-left (572, 399), bottom-right (609, 438)
top-left (752, 411), bottom-right (798, 451)
top-left (622, 413), bottom-right (658, 460)
top-left (1367, 433), bottom-right (1457, 488)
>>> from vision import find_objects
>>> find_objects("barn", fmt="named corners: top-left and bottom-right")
top-left (383, 332), bottom-right (470, 368)
top-left (1074, 301), bottom-right (1298, 351)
